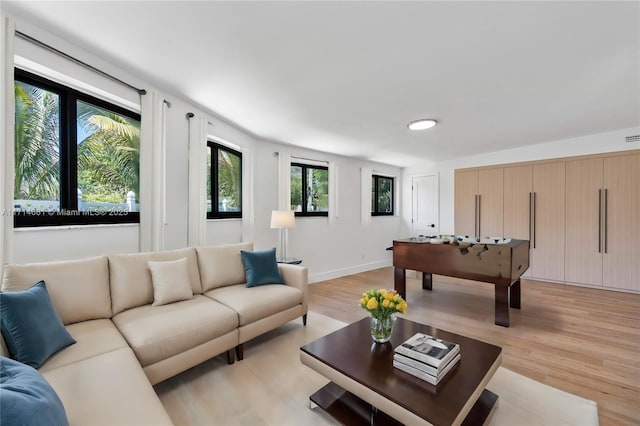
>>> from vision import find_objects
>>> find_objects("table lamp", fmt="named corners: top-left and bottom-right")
top-left (270, 210), bottom-right (296, 262)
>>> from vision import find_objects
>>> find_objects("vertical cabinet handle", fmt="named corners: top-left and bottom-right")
top-left (604, 189), bottom-right (608, 254)
top-left (477, 194), bottom-right (481, 239)
top-left (474, 194), bottom-right (478, 239)
top-left (529, 192), bottom-right (533, 243)
top-left (532, 192), bottom-right (537, 249)
top-left (598, 189), bottom-right (602, 253)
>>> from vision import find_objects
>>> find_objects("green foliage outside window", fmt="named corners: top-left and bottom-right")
top-left (372, 175), bottom-right (394, 215)
top-left (291, 163), bottom-right (328, 215)
top-left (14, 81), bottom-right (60, 201)
top-left (14, 80), bottom-right (140, 207)
top-left (207, 142), bottom-right (242, 218)
top-left (76, 101), bottom-right (140, 204)
top-left (217, 148), bottom-right (241, 211)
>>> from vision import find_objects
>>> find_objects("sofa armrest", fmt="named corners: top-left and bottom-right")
top-left (278, 264), bottom-right (308, 314)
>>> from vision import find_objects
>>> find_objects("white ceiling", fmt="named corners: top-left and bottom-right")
top-left (4, 1), bottom-right (639, 167)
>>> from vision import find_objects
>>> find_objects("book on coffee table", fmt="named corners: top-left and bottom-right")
top-left (395, 333), bottom-right (460, 368)
top-left (393, 352), bottom-right (453, 377)
top-left (393, 353), bottom-right (461, 385)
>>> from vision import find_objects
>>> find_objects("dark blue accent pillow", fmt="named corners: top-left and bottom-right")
top-left (241, 248), bottom-right (285, 287)
top-left (0, 356), bottom-right (69, 426)
top-left (0, 281), bottom-right (76, 369)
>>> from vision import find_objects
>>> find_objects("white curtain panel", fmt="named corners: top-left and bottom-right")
top-left (277, 151), bottom-right (291, 210)
top-left (328, 161), bottom-right (338, 224)
top-left (0, 14), bottom-right (15, 274)
top-left (241, 148), bottom-right (254, 242)
top-left (139, 89), bottom-right (167, 252)
top-left (361, 167), bottom-right (372, 225)
top-left (187, 112), bottom-right (207, 247)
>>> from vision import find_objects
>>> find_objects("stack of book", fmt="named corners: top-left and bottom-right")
top-left (393, 333), bottom-right (461, 385)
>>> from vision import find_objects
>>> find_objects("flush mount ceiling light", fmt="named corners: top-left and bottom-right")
top-left (408, 119), bottom-right (438, 130)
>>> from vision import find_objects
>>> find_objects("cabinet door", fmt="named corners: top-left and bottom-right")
top-left (530, 162), bottom-right (565, 282)
top-left (565, 159), bottom-right (603, 286)
top-left (478, 168), bottom-right (504, 238)
top-left (454, 170), bottom-right (478, 237)
top-left (503, 165), bottom-right (532, 240)
top-left (603, 155), bottom-right (640, 290)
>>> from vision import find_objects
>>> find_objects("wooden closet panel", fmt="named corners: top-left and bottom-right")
top-left (478, 168), bottom-right (504, 238)
top-left (565, 159), bottom-right (603, 286)
top-left (454, 170), bottom-right (478, 237)
top-left (503, 165), bottom-right (532, 240)
top-left (603, 155), bottom-right (640, 291)
top-left (530, 162), bottom-right (565, 282)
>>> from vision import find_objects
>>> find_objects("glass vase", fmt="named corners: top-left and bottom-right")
top-left (370, 315), bottom-right (394, 343)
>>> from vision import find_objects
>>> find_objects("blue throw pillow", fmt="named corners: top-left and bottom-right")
top-left (241, 248), bottom-right (285, 287)
top-left (0, 356), bottom-right (69, 425)
top-left (0, 281), bottom-right (76, 369)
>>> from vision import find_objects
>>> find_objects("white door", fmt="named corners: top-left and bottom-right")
top-left (412, 174), bottom-right (439, 236)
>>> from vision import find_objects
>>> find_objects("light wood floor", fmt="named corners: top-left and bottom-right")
top-left (308, 267), bottom-right (640, 426)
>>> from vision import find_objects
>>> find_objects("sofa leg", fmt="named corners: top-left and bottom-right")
top-left (302, 314), bottom-right (307, 326)
top-left (226, 349), bottom-right (235, 365)
top-left (235, 344), bottom-right (244, 361)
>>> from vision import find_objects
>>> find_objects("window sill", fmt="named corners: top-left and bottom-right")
top-left (14, 223), bottom-right (139, 232)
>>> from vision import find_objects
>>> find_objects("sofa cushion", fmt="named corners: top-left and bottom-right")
top-left (196, 242), bottom-right (253, 291)
top-left (148, 258), bottom-right (194, 306)
top-left (241, 248), bottom-right (285, 287)
top-left (0, 282), bottom-right (76, 369)
top-left (112, 295), bottom-right (238, 366)
top-left (0, 356), bottom-right (69, 426)
top-left (42, 348), bottom-right (173, 426)
top-left (2, 256), bottom-right (111, 324)
top-left (39, 319), bottom-right (129, 373)
top-left (109, 247), bottom-right (202, 315)
top-left (205, 284), bottom-right (303, 326)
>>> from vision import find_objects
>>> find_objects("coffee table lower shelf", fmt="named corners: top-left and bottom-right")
top-left (310, 381), bottom-right (498, 426)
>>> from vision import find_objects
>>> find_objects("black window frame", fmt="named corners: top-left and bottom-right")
top-left (14, 68), bottom-right (141, 228)
top-left (207, 141), bottom-right (243, 220)
top-left (371, 174), bottom-right (395, 216)
top-left (291, 162), bottom-right (329, 217)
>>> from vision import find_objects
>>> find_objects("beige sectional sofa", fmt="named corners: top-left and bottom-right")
top-left (0, 242), bottom-right (308, 425)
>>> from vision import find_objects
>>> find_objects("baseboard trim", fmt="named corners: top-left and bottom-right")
top-left (309, 260), bottom-right (392, 284)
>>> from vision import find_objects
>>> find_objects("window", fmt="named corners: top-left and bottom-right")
top-left (290, 163), bottom-right (329, 216)
top-left (372, 175), bottom-right (394, 216)
top-left (207, 142), bottom-right (242, 219)
top-left (14, 69), bottom-right (140, 227)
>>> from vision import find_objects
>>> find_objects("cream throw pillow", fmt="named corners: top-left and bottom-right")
top-left (148, 258), bottom-right (193, 306)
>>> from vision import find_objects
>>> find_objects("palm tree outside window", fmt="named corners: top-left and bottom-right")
top-left (207, 142), bottom-right (242, 219)
top-left (14, 69), bottom-right (140, 227)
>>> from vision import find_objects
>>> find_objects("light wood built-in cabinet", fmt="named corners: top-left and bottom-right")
top-left (565, 158), bottom-right (604, 286)
top-left (455, 150), bottom-right (639, 293)
top-left (454, 168), bottom-right (503, 239)
top-left (565, 155), bottom-right (640, 290)
top-left (530, 162), bottom-right (565, 282)
top-left (501, 162), bottom-right (565, 282)
top-left (602, 155), bottom-right (640, 290)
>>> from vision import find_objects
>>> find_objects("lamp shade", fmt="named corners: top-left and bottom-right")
top-left (270, 210), bottom-right (296, 229)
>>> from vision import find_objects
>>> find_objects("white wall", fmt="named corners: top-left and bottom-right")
top-left (6, 11), bottom-right (405, 282)
top-left (203, 119), bottom-right (404, 282)
top-left (403, 127), bottom-right (640, 235)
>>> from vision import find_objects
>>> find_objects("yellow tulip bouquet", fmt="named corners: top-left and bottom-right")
top-left (359, 288), bottom-right (407, 320)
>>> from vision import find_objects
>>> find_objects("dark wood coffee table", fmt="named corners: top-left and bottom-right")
top-left (300, 317), bottom-right (502, 425)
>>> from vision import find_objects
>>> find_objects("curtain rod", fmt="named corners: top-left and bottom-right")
top-left (15, 30), bottom-right (147, 96)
